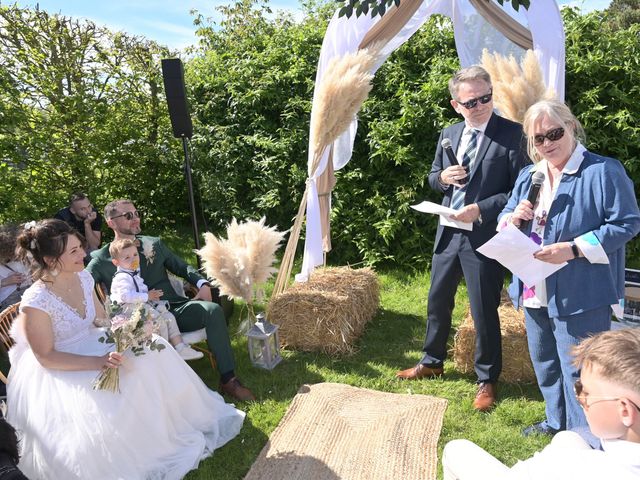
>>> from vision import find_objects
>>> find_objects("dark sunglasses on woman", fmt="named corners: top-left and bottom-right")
top-left (533, 127), bottom-right (565, 146)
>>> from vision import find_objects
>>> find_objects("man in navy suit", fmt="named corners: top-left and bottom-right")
top-left (396, 66), bottom-right (528, 411)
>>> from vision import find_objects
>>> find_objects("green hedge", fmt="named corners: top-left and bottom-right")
top-left (1, 3), bottom-right (638, 267)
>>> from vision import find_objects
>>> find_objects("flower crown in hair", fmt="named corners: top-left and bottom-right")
top-left (23, 221), bottom-right (37, 249)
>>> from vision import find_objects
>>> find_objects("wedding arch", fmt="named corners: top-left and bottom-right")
top-left (274, 0), bottom-right (565, 294)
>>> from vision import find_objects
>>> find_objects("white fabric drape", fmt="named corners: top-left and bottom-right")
top-left (297, 0), bottom-right (565, 281)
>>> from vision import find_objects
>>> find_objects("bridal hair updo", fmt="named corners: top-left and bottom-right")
top-left (16, 219), bottom-right (86, 281)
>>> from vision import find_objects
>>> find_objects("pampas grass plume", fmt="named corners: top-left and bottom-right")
top-left (197, 219), bottom-right (285, 305)
top-left (309, 45), bottom-right (382, 170)
top-left (481, 49), bottom-right (555, 124)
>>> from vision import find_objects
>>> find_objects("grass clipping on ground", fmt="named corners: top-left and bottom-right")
top-left (452, 293), bottom-right (536, 383)
top-left (268, 267), bottom-right (380, 355)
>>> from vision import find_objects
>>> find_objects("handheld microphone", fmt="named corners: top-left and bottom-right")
top-left (441, 138), bottom-right (467, 185)
top-left (519, 170), bottom-right (545, 232)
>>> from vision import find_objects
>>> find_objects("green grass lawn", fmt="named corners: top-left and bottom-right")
top-left (161, 230), bottom-right (551, 479)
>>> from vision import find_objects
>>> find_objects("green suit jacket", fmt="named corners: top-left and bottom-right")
top-left (86, 236), bottom-right (206, 305)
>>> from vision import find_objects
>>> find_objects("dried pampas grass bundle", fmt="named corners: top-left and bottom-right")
top-left (273, 45), bottom-right (383, 297)
top-left (197, 218), bottom-right (285, 310)
top-left (308, 44), bottom-right (381, 166)
top-left (481, 49), bottom-right (555, 124)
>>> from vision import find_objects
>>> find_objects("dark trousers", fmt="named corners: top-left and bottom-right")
top-left (420, 229), bottom-right (504, 383)
top-left (171, 300), bottom-right (235, 375)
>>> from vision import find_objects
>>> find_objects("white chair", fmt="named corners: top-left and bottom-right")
top-left (168, 275), bottom-right (216, 370)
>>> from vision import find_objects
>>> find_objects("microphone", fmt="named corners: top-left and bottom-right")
top-left (519, 170), bottom-right (545, 232)
top-left (441, 138), bottom-right (467, 185)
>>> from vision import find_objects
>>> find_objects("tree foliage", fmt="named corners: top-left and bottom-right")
top-left (606, 0), bottom-right (640, 30)
top-left (0, 5), bottom-right (185, 228)
top-left (336, 0), bottom-right (530, 20)
top-left (0, 3), bottom-right (638, 267)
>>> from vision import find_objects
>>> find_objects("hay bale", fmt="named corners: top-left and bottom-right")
top-left (452, 294), bottom-right (536, 383)
top-left (267, 267), bottom-right (379, 355)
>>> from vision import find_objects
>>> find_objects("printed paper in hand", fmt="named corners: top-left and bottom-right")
top-left (410, 201), bottom-right (473, 231)
top-left (477, 223), bottom-right (567, 287)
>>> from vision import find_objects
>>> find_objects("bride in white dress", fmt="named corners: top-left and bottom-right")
top-left (7, 219), bottom-right (245, 479)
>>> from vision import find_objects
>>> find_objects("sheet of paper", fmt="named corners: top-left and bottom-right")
top-left (477, 223), bottom-right (566, 287)
top-left (410, 201), bottom-right (473, 231)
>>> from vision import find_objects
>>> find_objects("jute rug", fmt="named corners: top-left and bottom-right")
top-left (244, 383), bottom-right (448, 480)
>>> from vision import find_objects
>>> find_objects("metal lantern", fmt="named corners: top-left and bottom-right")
top-left (246, 313), bottom-right (282, 370)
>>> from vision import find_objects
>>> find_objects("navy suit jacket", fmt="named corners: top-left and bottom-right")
top-left (428, 113), bottom-right (528, 251)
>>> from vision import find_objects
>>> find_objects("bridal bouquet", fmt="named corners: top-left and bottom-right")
top-left (93, 302), bottom-right (166, 393)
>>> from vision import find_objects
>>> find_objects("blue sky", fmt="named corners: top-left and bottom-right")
top-left (12, 0), bottom-right (611, 51)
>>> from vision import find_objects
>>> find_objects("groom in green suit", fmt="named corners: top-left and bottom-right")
top-left (86, 199), bottom-right (255, 401)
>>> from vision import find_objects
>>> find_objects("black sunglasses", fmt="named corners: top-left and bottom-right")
top-left (110, 210), bottom-right (140, 221)
top-left (457, 89), bottom-right (493, 109)
top-left (574, 379), bottom-right (640, 412)
top-left (533, 127), bottom-right (565, 146)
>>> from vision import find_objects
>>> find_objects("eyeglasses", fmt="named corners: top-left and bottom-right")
top-left (533, 127), bottom-right (565, 146)
top-left (110, 211), bottom-right (140, 221)
top-left (457, 89), bottom-right (493, 109)
top-left (574, 379), bottom-right (640, 412)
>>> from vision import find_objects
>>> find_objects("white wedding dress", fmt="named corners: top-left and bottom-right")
top-left (7, 270), bottom-right (245, 480)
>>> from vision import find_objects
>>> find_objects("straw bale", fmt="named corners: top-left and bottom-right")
top-left (452, 294), bottom-right (536, 383)
top-left (267, 267), bottom-right (379, 355)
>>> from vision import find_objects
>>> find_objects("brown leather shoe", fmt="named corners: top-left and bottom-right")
top-left (219, 377), bottom-right (256, 402)
top-left (473, 382), bottom-right (497, 412)
top-left (395, 363), bottom-right (444, 380)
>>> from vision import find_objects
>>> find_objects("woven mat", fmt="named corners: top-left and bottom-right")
top-left (244, 383), bottom-right (448, 480)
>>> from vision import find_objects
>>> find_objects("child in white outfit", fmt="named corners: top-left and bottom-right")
top-left (109, 239), bottom-right (203, 361)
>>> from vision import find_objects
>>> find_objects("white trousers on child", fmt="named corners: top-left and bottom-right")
top-left (149, 302), bottom-right (181, 342)
top-left (442, 431), bottom-right (591, 480)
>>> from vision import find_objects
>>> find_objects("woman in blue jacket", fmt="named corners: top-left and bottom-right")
top-left (499, 99), bottom-right (640, 437)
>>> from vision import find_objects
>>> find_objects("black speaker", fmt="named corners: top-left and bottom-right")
top-left (161, 58), bottom-right (193, 139)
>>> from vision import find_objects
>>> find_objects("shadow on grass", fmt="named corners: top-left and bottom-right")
top-left (184, 414), bottom-right (270, 480)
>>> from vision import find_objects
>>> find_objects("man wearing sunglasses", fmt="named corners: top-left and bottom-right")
top-left (397, 66), bottom-right (528, 412)
top-left (86, 199), bottom-right (255, 402)
top-left (442, 328), bottom-right (640, 479)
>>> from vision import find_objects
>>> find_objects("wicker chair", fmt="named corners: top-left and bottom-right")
top-left (0, 303), bottom-right (19, 385)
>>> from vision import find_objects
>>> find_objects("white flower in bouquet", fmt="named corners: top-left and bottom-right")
top-left (93, 302), bottom-right (166, 393)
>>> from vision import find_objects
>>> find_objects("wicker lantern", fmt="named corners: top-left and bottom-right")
top-left (246, 313), bottom-right (282, 370)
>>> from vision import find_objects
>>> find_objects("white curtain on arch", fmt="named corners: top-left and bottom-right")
top-left (296, 0), bottom-right (565, 281)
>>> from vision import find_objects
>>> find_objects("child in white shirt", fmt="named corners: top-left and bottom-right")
top-left (442, 328), bottom-right (640, 479)
top-left (109, 239), bottom-right (203, 361)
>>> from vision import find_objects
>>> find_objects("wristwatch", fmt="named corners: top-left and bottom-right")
top-left (569, 241), bottom-right (580, 259)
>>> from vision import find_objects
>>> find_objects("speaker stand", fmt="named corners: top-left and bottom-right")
top-left (182, 137), bottom-right (202, 268)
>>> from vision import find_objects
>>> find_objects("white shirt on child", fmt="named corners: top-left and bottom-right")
top-left (110, 267), bottom-right (149, 304)
top-left (507, 435), bottom-right (640, 479)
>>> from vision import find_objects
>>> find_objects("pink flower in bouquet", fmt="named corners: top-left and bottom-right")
top-left (93, 303), bottom-right (165, 393)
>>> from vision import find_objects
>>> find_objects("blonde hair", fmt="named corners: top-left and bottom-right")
top-left (109, 238), bottom-right (137, 259)
top-left (448, 65), bottom-right (492, 100)
top-left (522, 99), bottom-right (586, 163)
top-left (573, 329), bottom-right (640, 395)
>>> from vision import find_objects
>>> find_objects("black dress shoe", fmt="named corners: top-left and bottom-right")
top-left (522, 421), bottom-right (560, 437)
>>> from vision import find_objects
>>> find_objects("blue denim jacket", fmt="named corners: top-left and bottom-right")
top-left (499, 150), bottom-right (640, 317)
